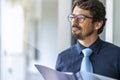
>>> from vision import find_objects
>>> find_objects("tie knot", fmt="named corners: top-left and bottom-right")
top-left (82, 48), bottom-right (92, 57)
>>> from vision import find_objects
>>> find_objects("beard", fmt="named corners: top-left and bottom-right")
top-left (72, 25), bottom-right (94, 40)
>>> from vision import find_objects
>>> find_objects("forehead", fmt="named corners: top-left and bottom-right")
top-left (73, 6), bottom-right (91, 16)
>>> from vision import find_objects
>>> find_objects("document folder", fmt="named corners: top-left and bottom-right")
top-left (35, 64), bottom-right (117, 80)
top-left (35, 64), bottom-right (76, 80)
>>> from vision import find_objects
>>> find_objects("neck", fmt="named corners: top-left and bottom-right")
top-left (78, 35), bottom-right (98, 47)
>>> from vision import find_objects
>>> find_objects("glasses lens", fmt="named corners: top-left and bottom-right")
top-left (77, 15), bottom-right (85, 19)
top-left (68, 14), bottom-right (74, 22)
top-left (68, 14), bottom-right (92, 23)
top-left (77, 15), bottom-right (85, 23)
top-left (68, 14), bottom-right (86, 23)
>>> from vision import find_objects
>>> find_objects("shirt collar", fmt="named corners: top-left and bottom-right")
top-left (75, 37), bottom-right (103, 55)
top-left (76, 41), bottom-right (85, 54)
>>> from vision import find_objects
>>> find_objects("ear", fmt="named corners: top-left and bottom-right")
top-left (94, 21), bottom-right (103, 30)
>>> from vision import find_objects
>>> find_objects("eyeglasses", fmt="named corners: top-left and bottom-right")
top-left (68, 14), bottom-right (93, 23)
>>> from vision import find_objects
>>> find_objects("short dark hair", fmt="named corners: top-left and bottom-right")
top-left (72, 0), bottom-right (107, 34)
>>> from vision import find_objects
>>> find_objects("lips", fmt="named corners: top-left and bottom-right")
top-left (72, 27), bottom-right (80, 32)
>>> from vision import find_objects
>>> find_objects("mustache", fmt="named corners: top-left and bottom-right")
top-left (72, 25), bottom-right (82, 30)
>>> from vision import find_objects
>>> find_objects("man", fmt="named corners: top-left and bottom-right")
top-left (55, 0), bottom-right (120, 79)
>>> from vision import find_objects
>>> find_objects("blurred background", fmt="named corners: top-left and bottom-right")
top-left (0, 0), bottom-right (120, 80)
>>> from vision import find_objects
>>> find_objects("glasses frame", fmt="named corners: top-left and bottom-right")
top-left (68, 14), bottom-right (93, 23)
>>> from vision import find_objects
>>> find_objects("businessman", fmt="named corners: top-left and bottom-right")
top-left (55, 0), bottom-right (120, 79)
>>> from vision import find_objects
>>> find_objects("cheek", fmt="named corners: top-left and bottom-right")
top-left (82, 24), bottom-right (94, 33)
top-left (80, 23), bottom-right (89, 31)
top-left (79, 20), bottom-right (94, 33)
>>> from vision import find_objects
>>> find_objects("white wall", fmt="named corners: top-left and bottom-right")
top-left (113, 0), bottom-right (120, 46)
top-left (105, 0), bottom-right (120, 46)
top-left (37, 0), bottom-right (72, 68)
top-left (37, 0), bottom-right (58, 68)
top-left (58, 0), bottom-right (72, 52)
top-left (1, 2), bottom-right (26, 80)
top-left (105, 0), bottom-right (113, 43)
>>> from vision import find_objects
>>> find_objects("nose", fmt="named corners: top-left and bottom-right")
top-left (71, 18), bottom-right (79, 26)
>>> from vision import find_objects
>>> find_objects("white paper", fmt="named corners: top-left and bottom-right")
top-left (35, 64), bottom-right (75, 80)
top-left (80, 71), bottom-right (117, 80)
top-left (35, 64), bottom-right (117, 80)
